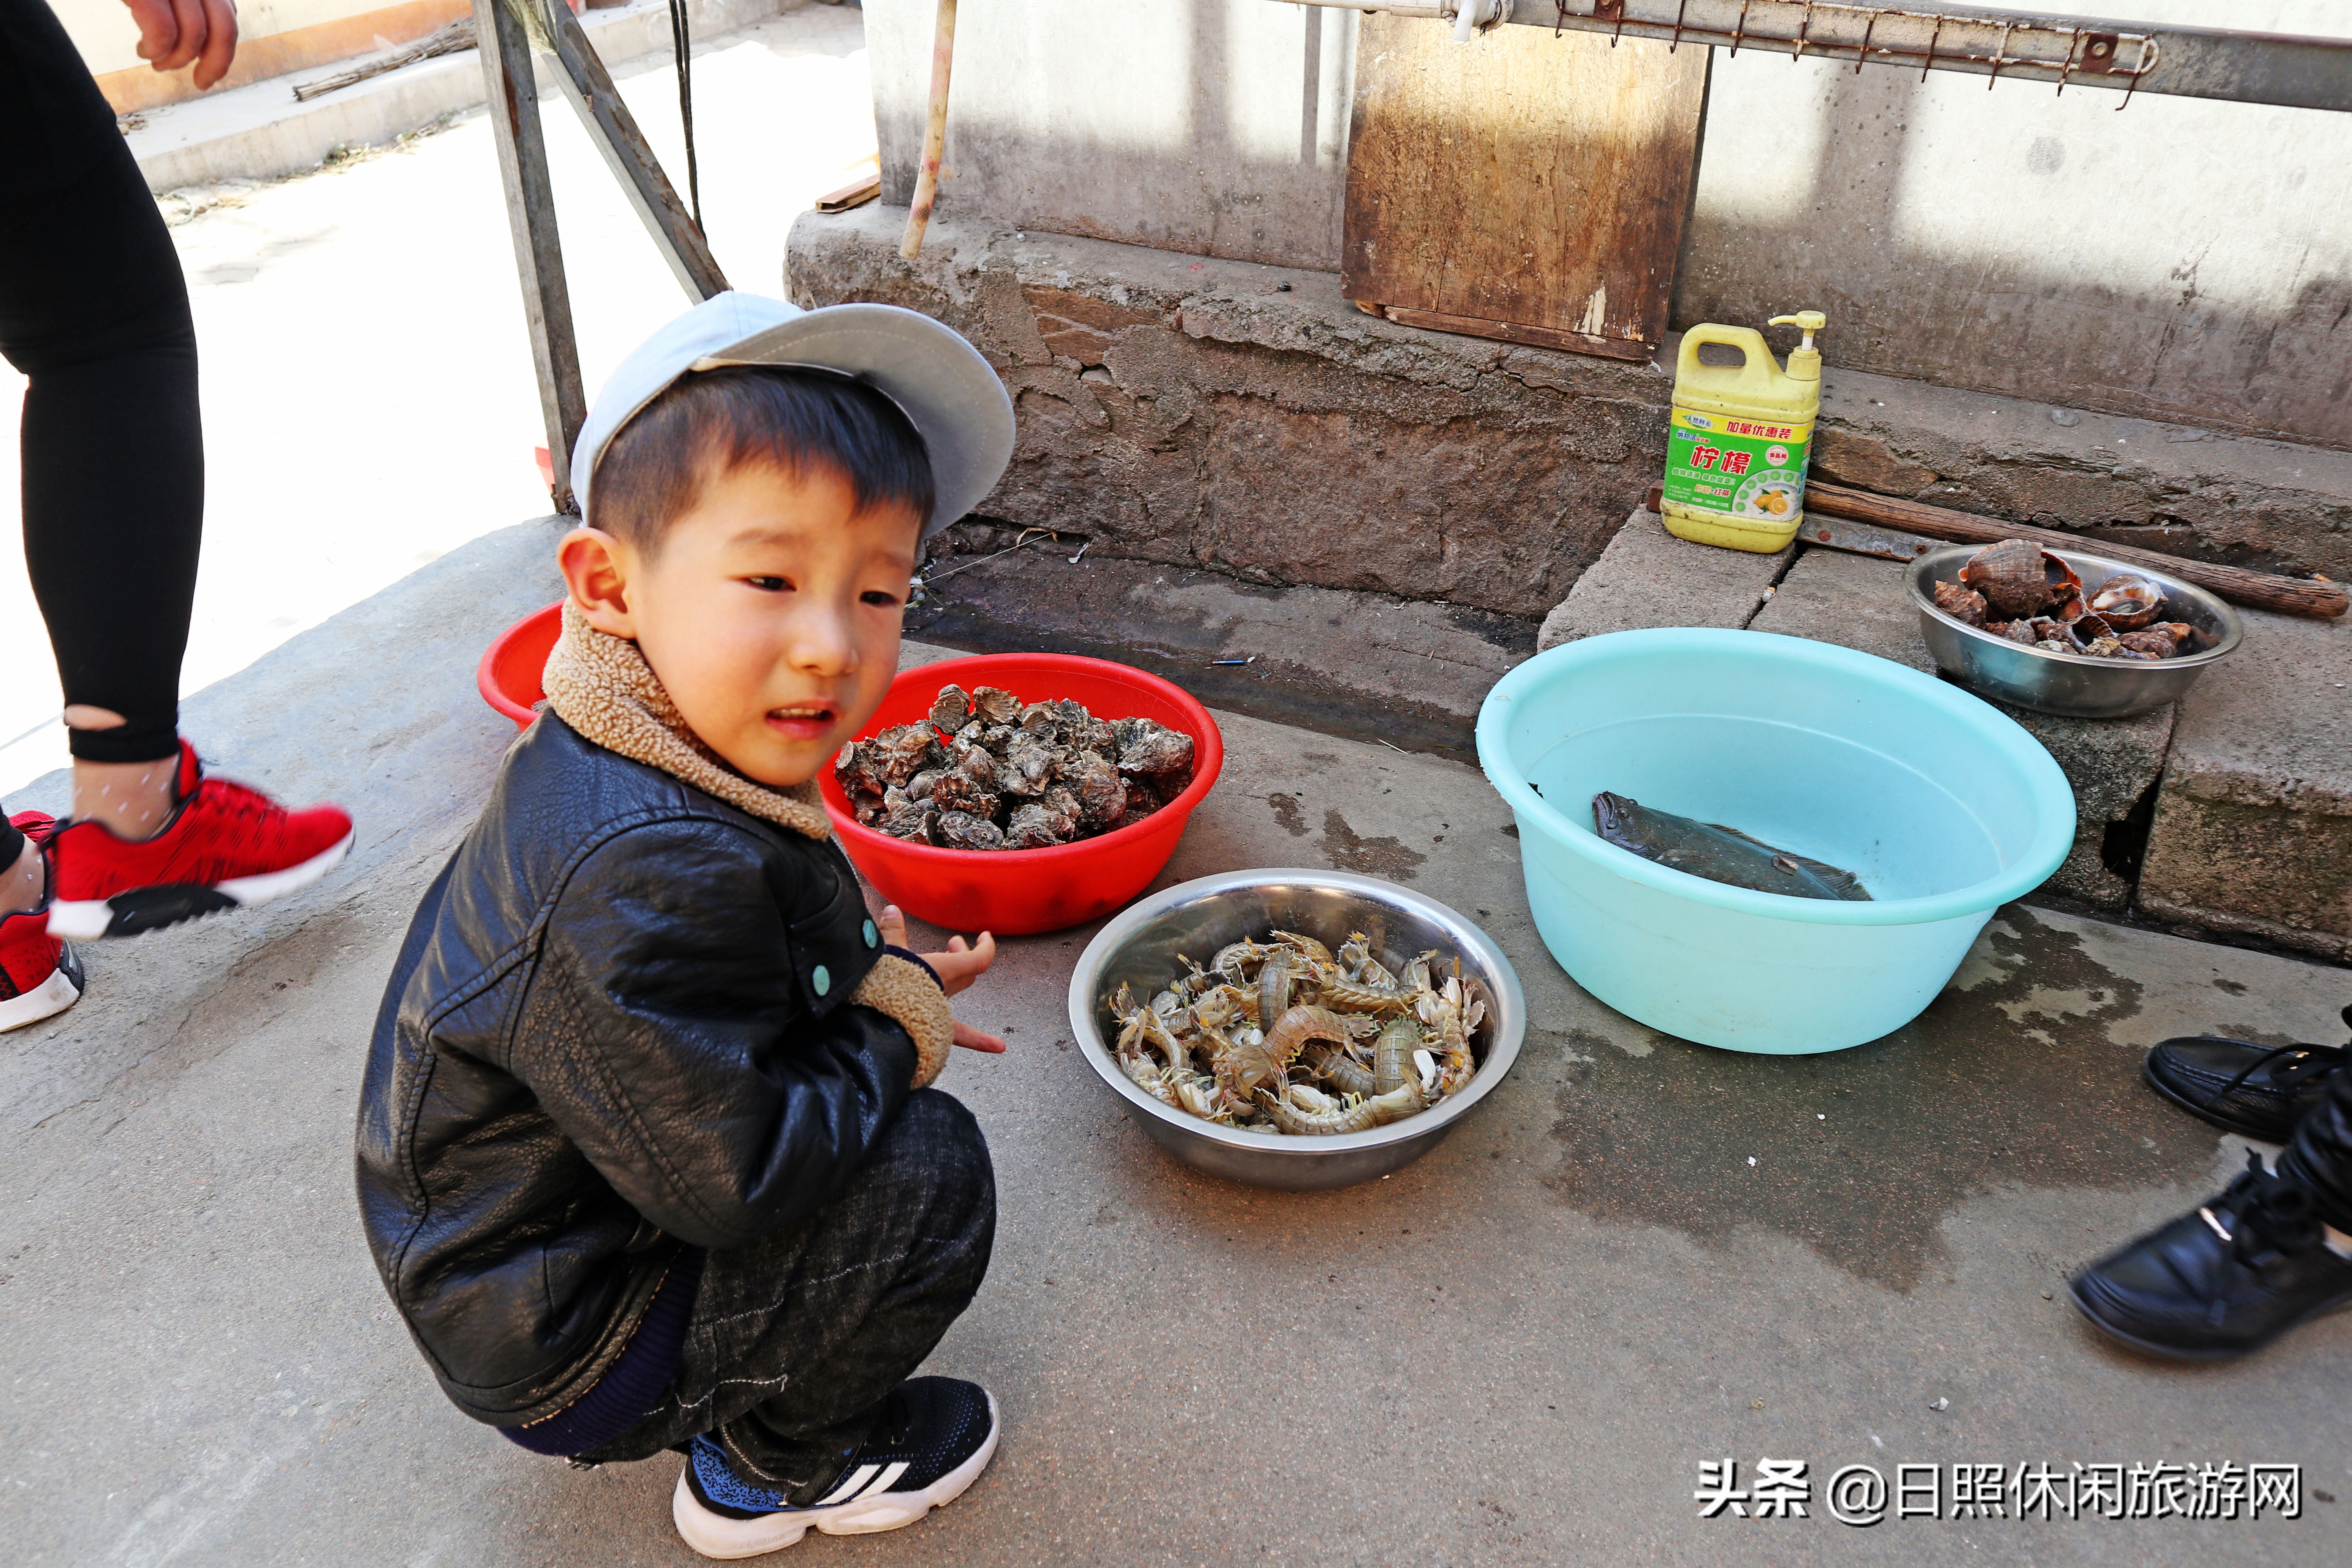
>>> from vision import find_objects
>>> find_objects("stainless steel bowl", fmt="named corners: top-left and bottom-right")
top-left (1906, 545), bottom-right (2243, 718)
top-left (1067, 869), bottom-right (1526, 1190)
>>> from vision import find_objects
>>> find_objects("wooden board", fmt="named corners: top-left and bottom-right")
top-left (1343, 16), bottom-right (1708, 359)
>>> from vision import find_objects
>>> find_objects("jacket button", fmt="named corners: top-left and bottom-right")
top-left (812, 964), bottom-right (831, 997)
top-left (862, 919), bottom-right (878, 948)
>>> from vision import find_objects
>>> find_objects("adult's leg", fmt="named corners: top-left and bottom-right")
top-left (2, 0), bottom-right (350, 947)
top-left (583, 1089), bottom-right (997, 1503)
top-left (0, 143), bottom-right (205, 773)
top-left (0, 0), bottom-right (204, 842)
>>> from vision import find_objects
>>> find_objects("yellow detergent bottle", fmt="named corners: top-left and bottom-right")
top-left (1660, 311), bottom-right (1825, 553)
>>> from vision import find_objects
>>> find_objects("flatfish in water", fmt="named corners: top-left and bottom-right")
top-left (1591, 792), bottom-right (1871, 902)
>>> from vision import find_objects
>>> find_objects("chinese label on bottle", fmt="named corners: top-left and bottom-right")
top-left (1662, 407), bottom-right (1813, 523)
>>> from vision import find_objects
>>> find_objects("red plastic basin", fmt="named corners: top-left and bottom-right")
top-left (822, 653), bottom-right (1223, 936)
top-left (479, 612), bottom-right (1222, 935)
top-left (479, 600), bottom-right (564, 730)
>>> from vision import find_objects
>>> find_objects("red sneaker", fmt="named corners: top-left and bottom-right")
top-left (1, 812), bottom-right (84, 1032)
top-left (46, 742), bottom-right (354, 940)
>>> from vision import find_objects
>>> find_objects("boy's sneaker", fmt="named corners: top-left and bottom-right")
top-left (46, 742), bottom-right (353, 940)
top-left (672, 1377), bottom-right (999, 1559)
top-left (1, 814), bottom-right (84, 1033)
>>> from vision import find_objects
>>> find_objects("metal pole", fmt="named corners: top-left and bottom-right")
top-left (472, 0), bottom-right (586, 513)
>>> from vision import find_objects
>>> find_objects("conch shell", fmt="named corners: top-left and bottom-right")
top-left (2025, 615), bottom-right (2082, 650)
top-left (2117, 622), bottom-right (2195, 659)
top-left (1958, 539), bottom-right (2081, 619)
top-left (1931, 581), bottom-right (1988, 627)
top-left (2087, 572), bottom-right (2167, 630)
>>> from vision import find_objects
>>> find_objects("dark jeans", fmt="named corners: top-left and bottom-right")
top-left (2280, 1057), bottom-right (2352, 1231)
top-left (0, 0), bottom-right (206, 879)
top-left (579, 1089), bottom-right (997, 1505)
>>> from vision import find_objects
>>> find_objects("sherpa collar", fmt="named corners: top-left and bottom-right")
top-left (540, 602), bottom-right (835, 842)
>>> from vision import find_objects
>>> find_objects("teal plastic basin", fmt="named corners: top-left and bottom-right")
top-left (1475, 629), bottom-right (2075, 1054)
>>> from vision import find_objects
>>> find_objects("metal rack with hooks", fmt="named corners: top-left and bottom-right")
top-left (1276, 0), bottom-right (2352, 114)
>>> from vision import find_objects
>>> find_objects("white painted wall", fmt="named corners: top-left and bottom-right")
top-left (861, 0), bottom-right (2352, 446)
top-left (1679, 0), bottom-right (2352, 445)
top-left (48, 0), bottom-right (398, 76)
top-left (866, 0), bottom-right (1359, 269)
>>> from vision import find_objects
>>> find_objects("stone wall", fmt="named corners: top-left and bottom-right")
top-left (788, 205), bottom-right (1670, 619)
top-left (1806, 368), bottom-right (2352, 584)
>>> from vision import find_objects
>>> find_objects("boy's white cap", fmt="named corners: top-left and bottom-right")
top-left (570, 291), bottom-right (1014, 537)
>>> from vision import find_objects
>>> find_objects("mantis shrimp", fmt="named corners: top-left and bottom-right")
top-left (1102, 928), bottom-right (1487, 1136)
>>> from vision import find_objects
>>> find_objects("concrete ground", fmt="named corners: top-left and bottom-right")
top-left (4, 520), bottom-right (2349, 1566)
top-left (0, 1), bottom-right (875, 798)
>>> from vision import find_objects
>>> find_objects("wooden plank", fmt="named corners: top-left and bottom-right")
top-left (816, 174), bottom-right (882, 213)
top-left (472, 0), bottom-right (585, 512)
top-left (1806, 481), bottom-right (2350, 620)
top-left (1342, 15), bottom-right (1707, 357)
top-left (1373, 303), bottom-right (1658, 361)
top-left (545, 4), bottom-right (730, 302)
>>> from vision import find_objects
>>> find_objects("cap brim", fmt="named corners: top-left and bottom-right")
top-left (704, 303), bottom-right (1014, 538)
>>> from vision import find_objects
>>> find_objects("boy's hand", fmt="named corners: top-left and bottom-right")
top-left (953, 1020), bottom-right (1007, 1054)
top-left (878, 905), bottom-right (994, 995)
top-left (878, 906), bottom-right (1005, 1054)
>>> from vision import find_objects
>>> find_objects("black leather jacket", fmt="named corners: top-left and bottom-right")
top-left (356, 715), bottom-right (916, 1427)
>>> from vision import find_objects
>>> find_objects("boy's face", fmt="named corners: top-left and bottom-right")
top-left (560, 460), bottom-right (920, 788)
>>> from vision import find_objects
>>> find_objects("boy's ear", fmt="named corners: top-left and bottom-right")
top-left (559, 527), bottom-right (638, 639)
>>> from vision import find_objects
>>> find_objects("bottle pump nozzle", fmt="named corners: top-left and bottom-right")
top-left (1767, 311), bottom-right (1826, 383)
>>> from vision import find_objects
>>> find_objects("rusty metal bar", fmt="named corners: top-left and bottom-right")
top-left (1279, 0), bottom-right (2352, 113)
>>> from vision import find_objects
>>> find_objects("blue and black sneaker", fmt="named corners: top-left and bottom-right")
top-left (672, 1377), bottom-right (1000, 1558)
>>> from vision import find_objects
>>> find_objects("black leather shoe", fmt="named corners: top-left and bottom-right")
top-left (2070, 1149), bottom-right (2352, 1361)
top-left (2143, 1005), bottom-right (2351, 1143)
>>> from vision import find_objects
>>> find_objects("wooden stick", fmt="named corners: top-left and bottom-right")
top-left (1804, 480), bottom-right (2348, 620)
top-left (817, 173), bottom-right (882, 213)
top-left (546, 2), bottom-right (727, 302)
top-left (472, 0), bottom-right (584, 513)
top-left (900, 0), bottom-right (958, 260)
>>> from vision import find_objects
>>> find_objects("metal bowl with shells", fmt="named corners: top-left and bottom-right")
top-left (1067, 870), bottom-right (1526, 1190)
top-left (1906, 544), bottom-right (2242, 718)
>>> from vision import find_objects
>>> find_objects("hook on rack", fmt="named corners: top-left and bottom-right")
top-left (1728, 0), bottom-right (1751, 57)
top-left (2117, 37), bottom-right (2156, 110)
top-left (1918, 17), bottom-right (1941, 82)
top-left (1985, 20), bottom-right (2012, 90)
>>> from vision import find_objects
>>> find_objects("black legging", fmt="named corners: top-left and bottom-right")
top-left (1, 0), bottom-right (205, 871)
